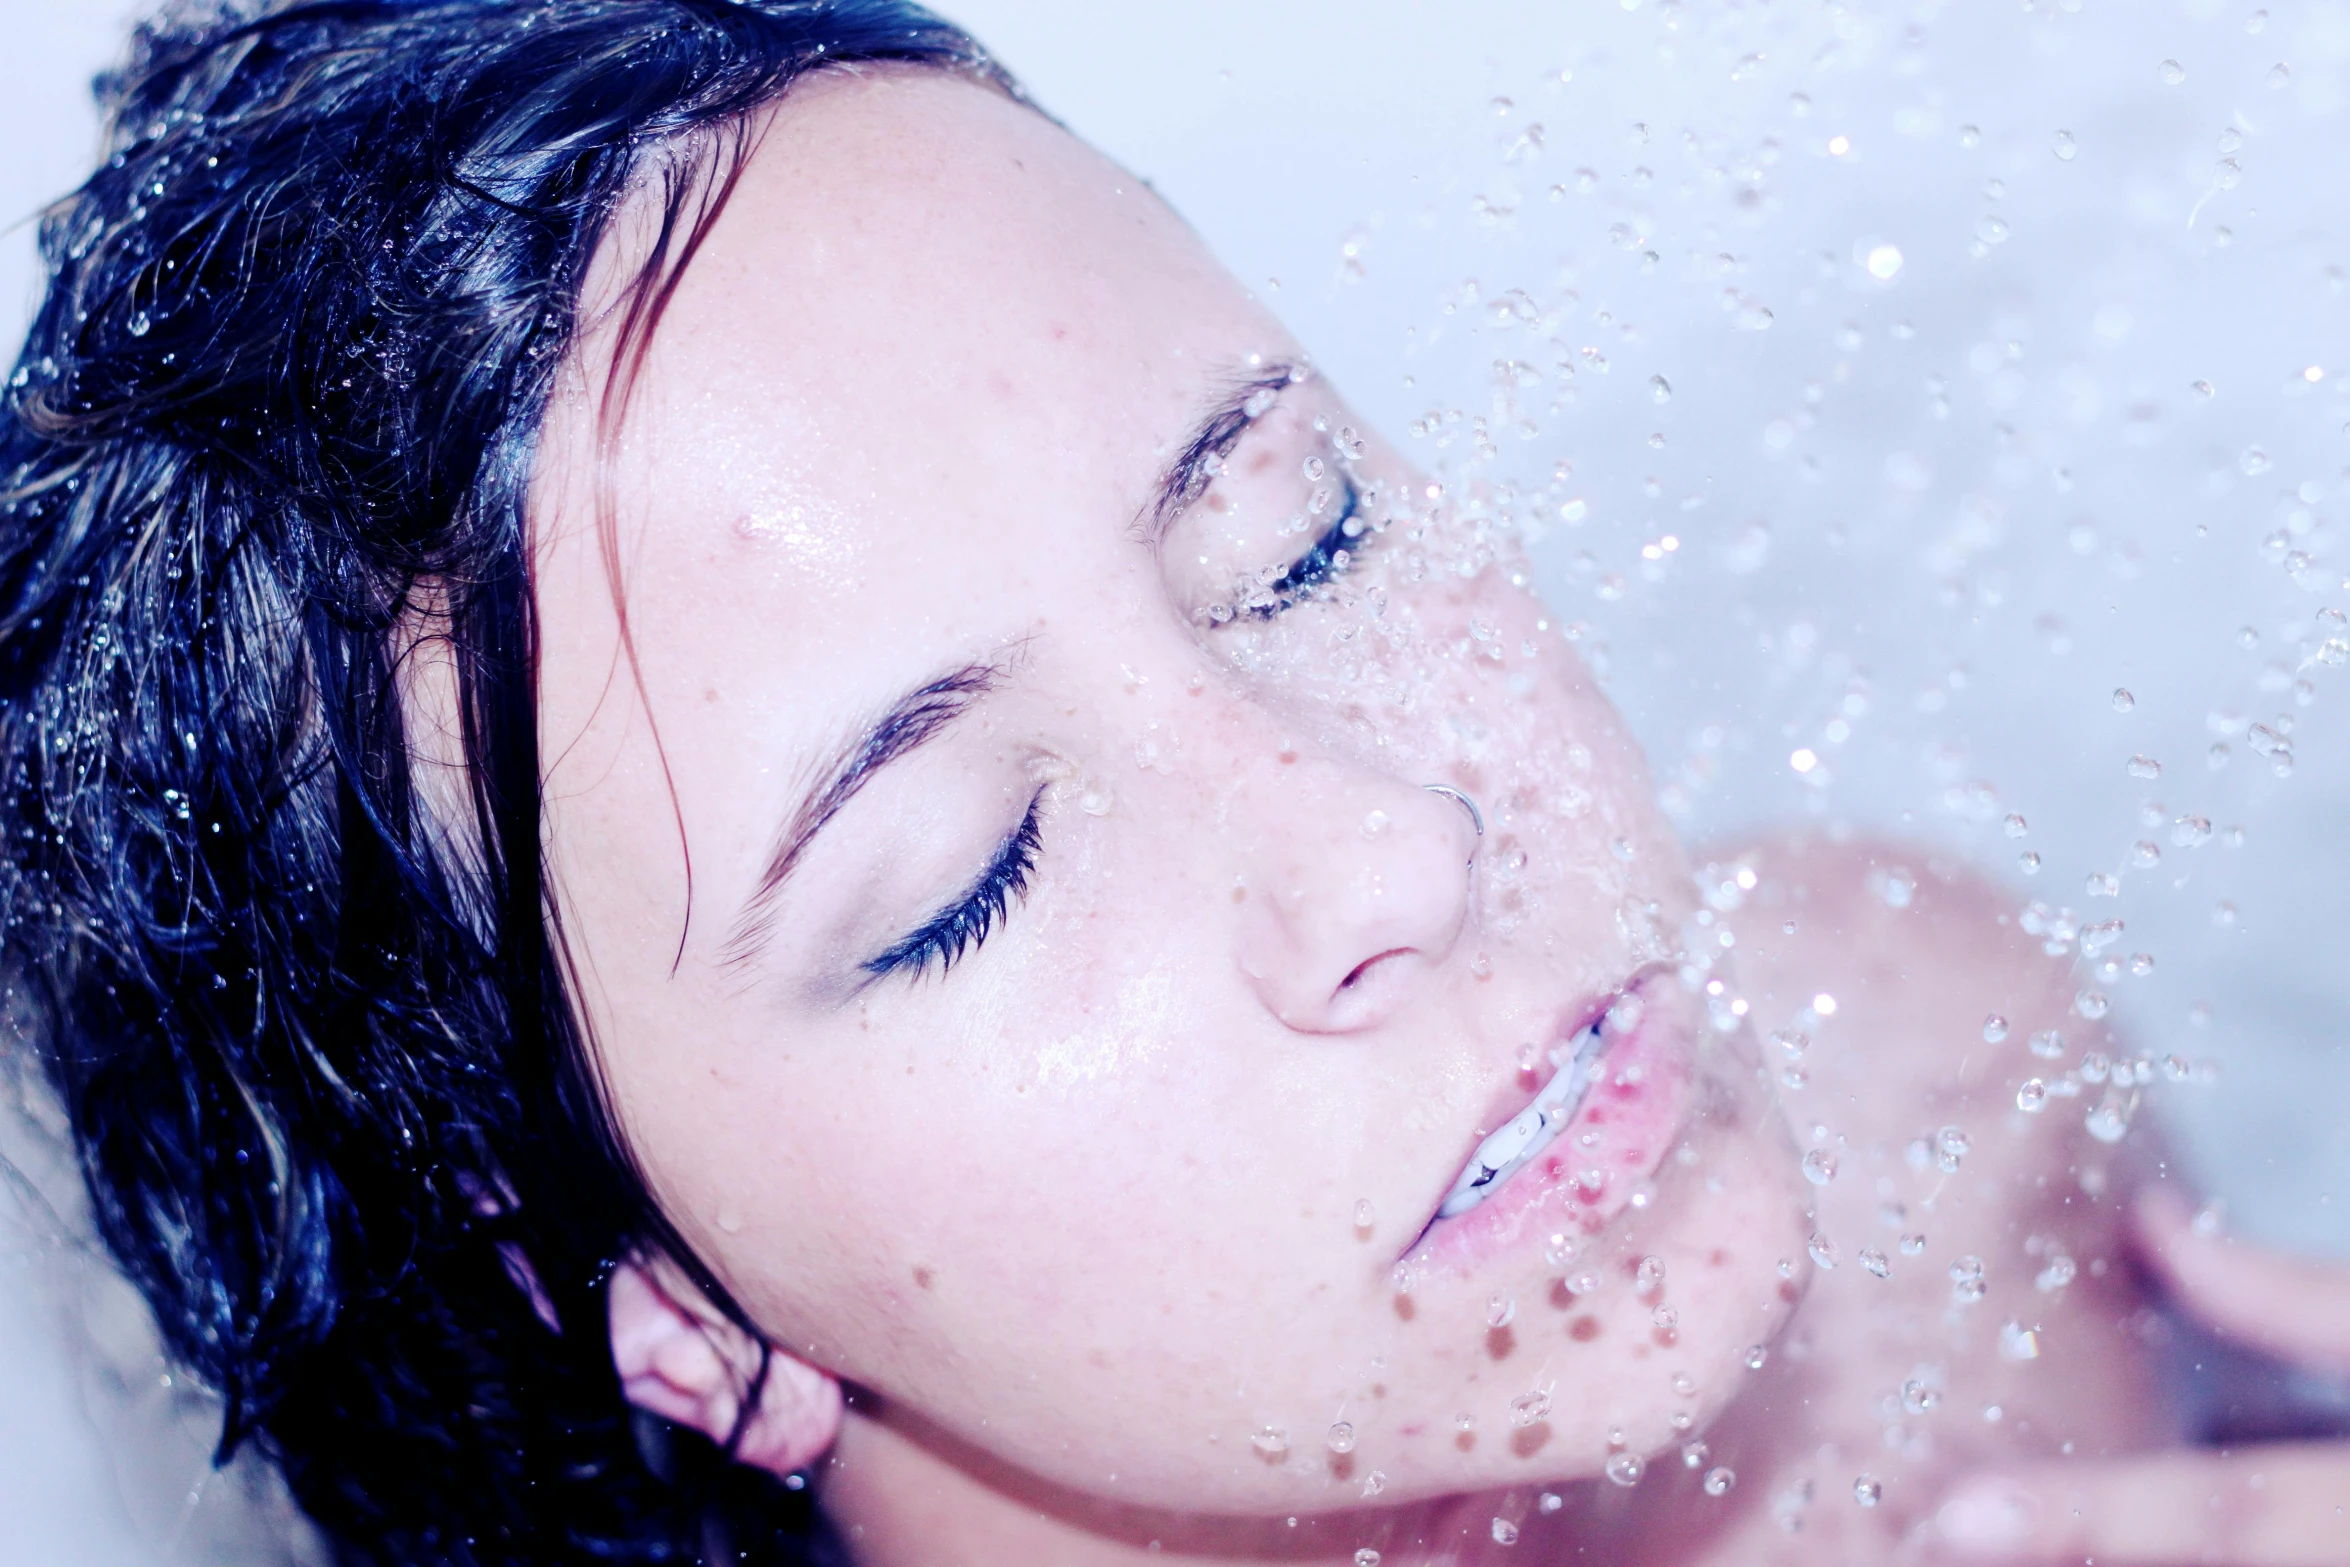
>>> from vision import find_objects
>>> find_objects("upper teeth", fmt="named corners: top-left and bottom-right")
top-left (1436, 1019), bottom-right (1610, 1219)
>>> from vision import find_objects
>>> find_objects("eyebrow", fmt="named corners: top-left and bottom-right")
top-left (1139, 360), bottom-right (1307, 545)
top-left (723, 660), bottom-right (1007, 965)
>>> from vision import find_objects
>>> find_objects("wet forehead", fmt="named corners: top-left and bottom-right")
top-left (622, 69), bottom-right (1280, 613)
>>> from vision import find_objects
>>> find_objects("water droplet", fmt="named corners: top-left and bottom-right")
top-left (1865, 243), bottom-right (1904, 280)
top-left (2004, 813), bottom-right (2030, 838)
top-left (1605, 1452), bottom-right (1646, 1487)
top-left (2029, 1029), bottom-right (2066, 1059)
top-left (1902, 1379), bottom-right (1941, 1414)
top-left (1704, 1466), bottom-right (1737, 1496)
top-left (1939, 1126), bottom-right (1972, 1168)
top-left (1355, 1551), bottom-right (1381, 1567)
top-left (127, 311), bottom-right (152, 338)
top-left (2159, 59), bottom-right (2186, 85)
top-left (1982, 1014), bottom-right (2010, 1044)
top-left (1251, 1425), bottom-right (1290, 1459)
top-left (1354, 1198), bottom-right (1375, 1231)
top-left (2193, 378), bottom-right (2216, 399)
top-left (1327, 1421), bottom-right (1356, 1454)
top-left (1745, 1344), bottom-right (1769, 1370)
top-left (1361, 1470), bottom-right (1386, 1498)
top-left (2035, 1255), bottom-right (2078, 1292)
top-left (2085, 1094), bottom-right (2133, 1143)
top-left (2268, 61), bottom-right (2292, 89)
top-left (2051, 130), bottom-right (2077, 161)
top-left (2127, 754), bottom-right (2163, 779)
top-left (1854, 1474), bottom-right (1884, 1507)
top-left (1737, 301), bottom-right (1775, 331)
top-left (1959, 123), bottom-right (1982, 149)
top-left (2017, 1078), bottom-right (2049, 1113)
top-left (2000, 1320), bottom-right (2042, 1359)
top-left (1509, 1390), bottom-right (1551, 1427)
top-left (1976, 214), bottom-right (2011, 245)
top-left (2019, 851), bottom-right (2042, 875)
top-left (1539, 1491), bottom-right (1564, 1514)
top-left (1900, 1232), bottom-right (1928, 1256)
top-left (2112, 688), bottom-right (2136, 713)
top-left (1859, 1247), bottom-right (1891, 1278)
top-left (1491, 1517), bottom-right (1520, 1546)
top-left (1636, 1255), bottom-right (1667, 1293)
top-left (1802, 1149), bottom-right (1839, 1186)
top-left (1361, 809), bottom-right (1390, 838)
top-left (1544, 1232), bottom-right (1578, 1269)
top-left (1950, 1256), bottom-right (1987, 1303)
top-left (1488, 1294), bottom-right (1517, 1329)
top-left (1650, 374), bottom-right (1672, 403)
top-left (2076, 990), bottom-right (2111, 1020)
top-left (2240, 447), bottom-right (2271, 476)
top-left (1808, 1233), bottom-right (1841, 1269)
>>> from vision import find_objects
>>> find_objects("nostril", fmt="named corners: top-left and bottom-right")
top-left (1337, 947), bottom-right (1413, 994)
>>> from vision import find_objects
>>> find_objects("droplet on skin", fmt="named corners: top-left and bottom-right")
top-left (1802, 1149), bottom-right (1839, 1186)
top-left (2159, 59), bottom-right (2186, 85)
top-left (1808, 1233), bottom-right (1840, 1269)
top-left (1356, 1551), bottom-right (1382, 1567)
top-left (1900, 1232), bottom-right (1927, 1256)
top-left (1605, 1452), bottom-right (1646, 1487)
top-left (1745, 1344), bottom-right (1769, 1371)
top-left (1982, 1014), bottom-right (2010, 1044)
top-left (1636, 1256), bottom-right (1667, 1294)
top-left (1704, 1466), bottom-right (1736, 1496)
top-left (1859, 1247), bottom-right (1891, 1278)
top-left (1510, 1390), bottom-right (1551, 1427)
top-left (2127, 754), bottom-right (2163, 779)
top-left (1251, 1426), bottom-right (1289, 1460)
top-left (1327, 1421), bottom-right (1357, 1455)
top-left (2017, 1078), bottom-right (2049, 1113)
top-left (2112, 688), bottom-right (2136, 713)
top-left (2051, 130), bottom-right (2077, 161)
top-left (1361, 1470), bottom-right (1386, 1498)
top-left (1488, 1294), bottom-right (1517, 1329)
top-left (1854, 1474), bottom-right (1884, 1507)
top-left (1354, 1199), bottom-right (1375, 1232)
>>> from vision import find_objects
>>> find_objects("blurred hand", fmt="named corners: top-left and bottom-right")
top-left (1932, 1190), bottom-right (2350, 1565)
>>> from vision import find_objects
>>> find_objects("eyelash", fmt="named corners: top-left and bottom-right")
top-left (1243, 473), bottom-right (1373, 620)
top-left (863, 789), bottom-right (1045, 981)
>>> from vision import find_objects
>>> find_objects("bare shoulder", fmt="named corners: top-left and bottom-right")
top-left (1700, 832), bottom-right (2088, 1136)
top-left (1667, 834), bottom-right (2170, 1556)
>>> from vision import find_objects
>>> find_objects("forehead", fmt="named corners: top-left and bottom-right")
top-left (599, 67), bottom-right (1285, 582)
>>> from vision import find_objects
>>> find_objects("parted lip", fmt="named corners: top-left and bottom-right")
top-left (1393, 961), bottom-right (1676, 1266)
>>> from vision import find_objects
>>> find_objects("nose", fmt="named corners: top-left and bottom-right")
top-left (1235, 767), bottom-right (1476, 1033)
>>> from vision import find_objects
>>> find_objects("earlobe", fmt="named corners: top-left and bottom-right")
top-left (607, 1257), bottom-right (844, 1478)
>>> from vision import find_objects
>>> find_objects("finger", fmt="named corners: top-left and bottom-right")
top-left (2135, 1189), bottom-right (2350, 1376)
top-left (1935, 1446), bottom-right (2350, 1566)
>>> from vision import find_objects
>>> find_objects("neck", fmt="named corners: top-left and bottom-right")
top-left (817, 1400), bottom-right (1500, 1567)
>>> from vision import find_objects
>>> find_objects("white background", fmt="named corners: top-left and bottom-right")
top-left (3, 1), bottom-right (2347, 1561)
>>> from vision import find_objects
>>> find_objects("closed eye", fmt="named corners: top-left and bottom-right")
top-left (862, 788), bottom-right (1045, 982)
top-left (1242, 473), bottom-right (1373, 620)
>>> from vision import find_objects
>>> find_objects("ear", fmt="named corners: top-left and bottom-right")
top-left (608, 1256), bottom-right (843, 1477)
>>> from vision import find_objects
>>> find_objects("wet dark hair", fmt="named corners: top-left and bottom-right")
top-left (0, 3), bottom-right (1012, 1561)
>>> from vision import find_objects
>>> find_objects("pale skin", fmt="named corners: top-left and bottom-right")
top-left (513, 65), bottom-right (2348, 1567)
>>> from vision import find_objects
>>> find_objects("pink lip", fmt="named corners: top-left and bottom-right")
top-left (1400, 969), bottom-right (1696, 1277)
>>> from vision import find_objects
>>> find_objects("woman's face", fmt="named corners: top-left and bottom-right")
top-left (532, 69), bottom-right (1807, 1513)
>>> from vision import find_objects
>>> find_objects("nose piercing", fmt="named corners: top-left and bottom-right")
top-left (1424, 784), bottom-right (1484, 855)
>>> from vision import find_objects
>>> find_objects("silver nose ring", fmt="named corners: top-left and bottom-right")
top-left (1424, 784), bottom-right (1484, 859)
